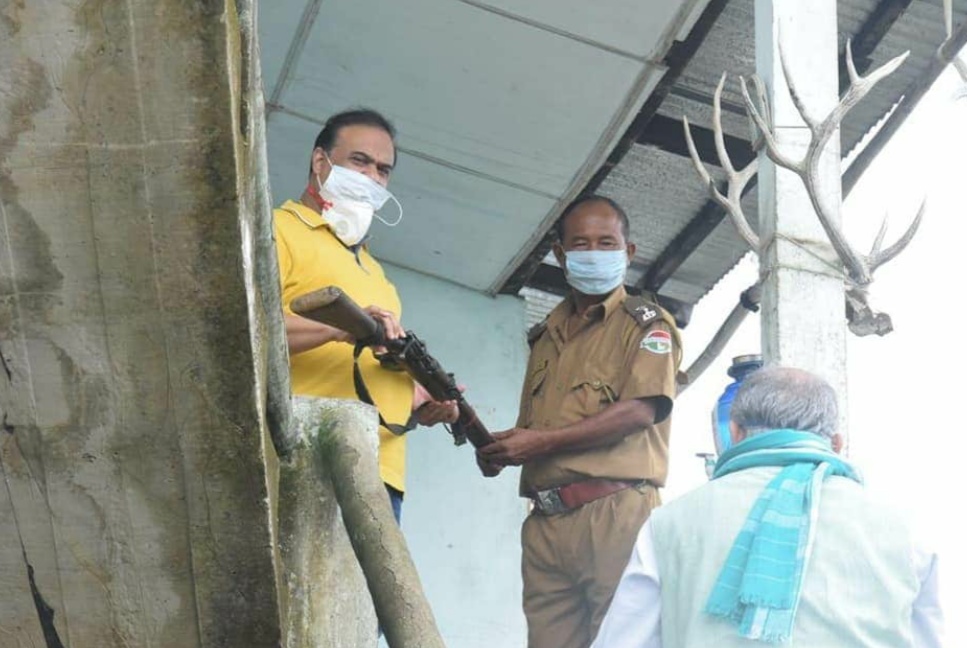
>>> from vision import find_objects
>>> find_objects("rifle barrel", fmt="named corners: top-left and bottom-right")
top-left (291, 286), bottom-right (495, 451)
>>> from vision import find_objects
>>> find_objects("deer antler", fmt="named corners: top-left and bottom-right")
top-left (869, 200), bottom-right (927, 272)
top-left (683, 73), bottom-right (762, 251)
top-left (739, 40), bottom-right (921, 292)
top-left (684, 37), bottom-right (925, 335)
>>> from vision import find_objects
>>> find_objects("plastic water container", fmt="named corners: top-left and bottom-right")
top-left (712, 354), bottom-right (763, 455)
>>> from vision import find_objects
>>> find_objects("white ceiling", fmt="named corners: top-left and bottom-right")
top-left (261, 0), bottom-right (711, 292)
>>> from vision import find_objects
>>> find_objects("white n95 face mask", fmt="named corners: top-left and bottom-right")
top-left (317, 162), bottom-right (403, 246)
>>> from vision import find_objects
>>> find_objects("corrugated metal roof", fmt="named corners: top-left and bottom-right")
top-left (601, 147), bottom-right (727, 263)
top-left (520, 287), bottom-right (564, 329)
top-left (520, 0), bottom-right (967, 318)
top-left (261, 0), bottom-right (964, 325)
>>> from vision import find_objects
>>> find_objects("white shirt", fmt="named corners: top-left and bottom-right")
top-left (591, 519), bottom-right (944, 648)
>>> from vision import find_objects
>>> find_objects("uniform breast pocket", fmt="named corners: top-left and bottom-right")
top-left (528, 361), bottom-right (549, 397)
top-left (565, 377), bottom-right (617, 418)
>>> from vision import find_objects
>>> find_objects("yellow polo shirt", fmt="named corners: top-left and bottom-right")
top-left (274, 200), bottom-right (412, 492)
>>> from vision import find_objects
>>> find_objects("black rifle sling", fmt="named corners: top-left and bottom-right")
top-left (352, 343), bottom-right (418, 436)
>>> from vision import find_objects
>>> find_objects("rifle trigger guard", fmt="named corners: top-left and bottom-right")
top-left (374, 351), bottom-right (404, 371)
top-left (447, 422), bottom-right (468, 446)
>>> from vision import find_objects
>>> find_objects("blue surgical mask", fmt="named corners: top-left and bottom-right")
top-left (563, 250), bottom-right (629, 295)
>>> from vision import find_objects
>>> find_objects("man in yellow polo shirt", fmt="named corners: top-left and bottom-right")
top-left (274, 108), bottom-right (457, 520)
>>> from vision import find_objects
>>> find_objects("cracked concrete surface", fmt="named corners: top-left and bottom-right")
top-left (0, 1), bottom-right (337, 646)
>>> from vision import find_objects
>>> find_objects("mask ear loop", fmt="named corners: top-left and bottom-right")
top-left (374, 194), bottom-right (403, 227)
top-left (307, 149), bottom-right (335, 212)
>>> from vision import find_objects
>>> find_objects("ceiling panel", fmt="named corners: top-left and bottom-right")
top-left (259, 0), bottom-right (952, 305)
top-left (368, 153), bottom-right (558, 291)
top-left (276, 0), bottom-right (658, 198)
top-left (266, 114), bottom-right (318, 203)
top-left (259, 0), bottom-right (315, 97)
top-left (462, 0), bottom-right (704, 60)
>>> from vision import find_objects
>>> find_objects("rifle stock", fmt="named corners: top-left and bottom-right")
top-left (290, 286), bottom-right (381, 344)
top-left (291, 287), bottom-right (495, 449)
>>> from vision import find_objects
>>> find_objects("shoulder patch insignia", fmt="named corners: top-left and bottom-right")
top-left (527, 320), bottom-right (548, 347)
top-left (623, 297), bottom-right (661, 328)
top-left (640, 329), bottom-right (672, 354)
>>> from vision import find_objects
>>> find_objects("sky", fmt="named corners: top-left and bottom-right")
top-left (666, 63), bottom-right (966, 642)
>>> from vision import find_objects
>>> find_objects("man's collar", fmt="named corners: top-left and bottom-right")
top-left (281, 199), bottom-right (328, 229)
top-left (280, 199), bottom-right (371, 252)
top-left (567, 285), bottom-right (627, 320)
top-left (548, 285), bottom-right (627, 331)
top-left (596, 284), bottom-right (628, 319)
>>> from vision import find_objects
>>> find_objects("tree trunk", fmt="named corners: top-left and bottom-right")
top-left (289, 397), bottom-right (447, 648)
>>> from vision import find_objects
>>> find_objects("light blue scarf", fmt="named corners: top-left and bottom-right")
top-left (704, 429), bottom-right (862, 644)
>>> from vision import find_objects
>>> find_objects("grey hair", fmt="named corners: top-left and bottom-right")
top-left (730, 366), bottom-right (839, 439)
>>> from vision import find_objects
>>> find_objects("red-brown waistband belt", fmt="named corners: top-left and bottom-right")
top-left (530, 478), bottom-right (645, 515)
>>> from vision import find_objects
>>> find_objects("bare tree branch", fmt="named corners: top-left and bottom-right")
top-left (678, 282), bottom-right (761, 392)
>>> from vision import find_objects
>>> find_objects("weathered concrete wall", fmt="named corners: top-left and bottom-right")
top-left (0, 2), bottom-right (291, 645)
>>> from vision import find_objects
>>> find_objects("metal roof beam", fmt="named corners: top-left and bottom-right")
top-left (844, 10), bottom-right (967, 194)
top-left (667, 86), bottom-right (748, 115)
top-left (841, 0), bottom-right (915, 84)
top-left (636, 183), bottom-right (755, 293)
top-left (636, 114), bottom-right (754, 168)
top-left (266, 0), bottom-right (324, 119)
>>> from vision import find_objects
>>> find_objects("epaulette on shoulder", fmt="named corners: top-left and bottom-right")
top-left (622, 295), bottom-right (670, 329)
top-left (527, 319), bottom-right (548, 347)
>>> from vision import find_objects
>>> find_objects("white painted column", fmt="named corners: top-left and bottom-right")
top-left (755, 0), bottom-right (849, 437)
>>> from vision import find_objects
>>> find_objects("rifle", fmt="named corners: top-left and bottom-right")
top-left (290, 286), bottom-right (495, 449)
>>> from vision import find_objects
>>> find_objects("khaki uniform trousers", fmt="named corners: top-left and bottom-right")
top-left (522, 483), bottom-right (659, 648)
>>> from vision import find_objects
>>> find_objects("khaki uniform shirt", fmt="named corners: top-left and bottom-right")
top-left (518, 286), bottom-right (681, 496)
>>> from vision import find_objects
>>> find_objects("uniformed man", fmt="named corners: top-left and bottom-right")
top-left (478, 195), bottom-right (682, 648)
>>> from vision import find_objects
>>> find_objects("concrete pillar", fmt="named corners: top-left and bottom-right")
top-left (755, 0), bottom-right (849, 437)
top-left (0, 2), bottom-right (286, 645)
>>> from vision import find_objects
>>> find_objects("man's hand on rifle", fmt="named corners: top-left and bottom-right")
top-left (412, 381), bottom-right (460, 427)
top-left (475, 452), bottom-right (503, 478)
top-left (477, 428), bottom-right (548, 466)
top-left (284, 304), bottom-right (403, 355)
top-left (362, 305), bottom-right (404, 343)
top-left (475, 428), bottom-right (548, 478)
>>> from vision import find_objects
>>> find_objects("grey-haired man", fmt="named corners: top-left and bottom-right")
top-left (593, 366), bottom-right (943, 648)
